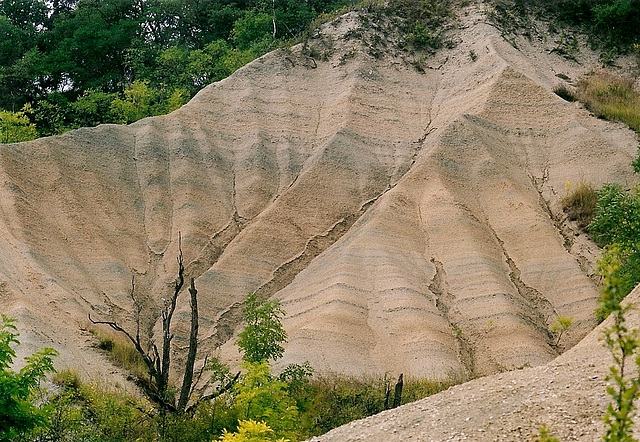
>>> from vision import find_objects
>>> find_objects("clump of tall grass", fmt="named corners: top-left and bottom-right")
top-left (300, 372), bottom-right (464, 435)
top-left (561, 181), bottom-right (599, 229)
top-left (577, 71), bottom-right (640, 132)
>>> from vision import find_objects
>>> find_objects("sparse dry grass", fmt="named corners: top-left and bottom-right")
top-left (88, 327), bottom-right (148, 380)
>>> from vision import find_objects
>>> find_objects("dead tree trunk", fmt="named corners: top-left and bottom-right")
top-left (178, 278), bottom-right (198, 411)
top-left (392, 373), bottom-right (403, 408)
top-left (88, 235), bottom-right (232, 413)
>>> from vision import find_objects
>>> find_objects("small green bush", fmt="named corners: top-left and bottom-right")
top-left (0, 314), bottom-right (58, 440)
top-left (590, 184), bottom-right (640, 320)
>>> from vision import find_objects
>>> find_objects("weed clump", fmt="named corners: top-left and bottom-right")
top-left (88, 327), bottom-right (148, 380)
top-left (561, 181), bottom-right (598, 229)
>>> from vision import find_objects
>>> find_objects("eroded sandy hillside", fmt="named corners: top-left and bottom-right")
top-left (0, 4), bottom-right (637, 388)
top-left (309, 285), bottom-right (640, 441)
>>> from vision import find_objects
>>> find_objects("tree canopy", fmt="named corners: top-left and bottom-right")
top-left (0, 0), bottom-right (357, 139)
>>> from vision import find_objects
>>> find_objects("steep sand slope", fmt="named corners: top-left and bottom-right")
top-left (0, 5), bottom-right (637, 385)
top-left (310, 286), bottom-right (640, 441)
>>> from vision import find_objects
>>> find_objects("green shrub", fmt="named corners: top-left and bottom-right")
top-left (590, 184), bottom-right (640, 320)
top-left (0, 107), bottom-right (37, 143)
top-left (0, 314), bottom-right (58, 440)
top-left (536, 425), bottom-right (560, 442)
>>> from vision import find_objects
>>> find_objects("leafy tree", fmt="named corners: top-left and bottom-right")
top-left (238, 293), bottom-right (287, 364)
top-left (44, 0), bottom-right (142, 93)
top-left (232, 361), bottom-right (299, 440)
top-left (0, 107), bottom-right (37, 143)
top-left (219, 419), bottom-right (289, 442)
top-left (0, 0), bottom-right (47, 32)
top-left (231, 10), bottom-right (275, 51)
top-left (0, 314), bottom-right (58, 441)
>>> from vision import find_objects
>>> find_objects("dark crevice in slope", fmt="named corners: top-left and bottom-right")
top-left (185, 163), bottom-right (248, 279)
top-left (529, 172), bottom-right (598, 282)
top-left (203, 196), bottom-right (386, 348)
top-left (428, 257), bottom-right (476, 377)
top-left (185, 219), bottom-right (243, 280)
top-left (530, 171), bottom-right (573, 254)
top-left (208, 301), bottom-right (245, 348)
top-left (484, 222), bottom-right (557, 352)
top-left (253, 215), bottom-right (359, 300)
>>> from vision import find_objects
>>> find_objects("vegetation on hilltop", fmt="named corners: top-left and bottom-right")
top-left (489, 0), bottom-right (640, 58)
top-left (3, 0), bottom-right (638, 142)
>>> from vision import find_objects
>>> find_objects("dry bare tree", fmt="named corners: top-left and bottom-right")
top-left (89, 237), bottom-right (237, 413)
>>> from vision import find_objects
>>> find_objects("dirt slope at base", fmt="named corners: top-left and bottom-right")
top-left (0, 5), bottom-right (637, 387)
top-left (310, 285), bottom-right (640, 441)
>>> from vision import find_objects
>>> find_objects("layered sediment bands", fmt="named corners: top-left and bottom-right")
top-left (0, 11), bottom-right (637, 380)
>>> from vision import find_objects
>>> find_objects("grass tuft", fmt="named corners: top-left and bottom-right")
top-left (561, 181), bottom-right (598, 229)
top-left (52, 369), bottom-right (82, 390)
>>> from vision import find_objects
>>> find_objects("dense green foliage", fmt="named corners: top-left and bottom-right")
top-left (549, 0), bottom-right (640, 53)
top-left (0, 314), bottom-right (58, 441)
top-left (590, 184), bottom-right (640, 320)
top-left (4, 0), bottom-right (635, 140)
top-left (0, 107), bottom-right (37, 143)
top-left (0, 0), bottom-right (358, 140)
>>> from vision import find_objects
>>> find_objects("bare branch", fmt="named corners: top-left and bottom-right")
top-left (178, 277), bottom-right (199, 411)
top-left (185, 371), bottom-right (241, 414)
